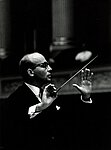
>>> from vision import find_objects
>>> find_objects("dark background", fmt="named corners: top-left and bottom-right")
top-left (1, 0), bottom-right (111, 75)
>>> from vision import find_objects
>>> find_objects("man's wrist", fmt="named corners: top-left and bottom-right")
top-left (80, 95), bottom-right (92, 104)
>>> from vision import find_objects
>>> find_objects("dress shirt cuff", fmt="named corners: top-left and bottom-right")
top-left (80, 95), bottom-right (92, 104)
top-left (28, 104), bottom-right (42, 119)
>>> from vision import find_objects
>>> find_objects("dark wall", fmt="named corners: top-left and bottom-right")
top-left (1, 0), bottom-right (111, 76)
top-left (8, 0), bottom-right (111, 60)
top-left (9, 0), bottom-right (52, 57)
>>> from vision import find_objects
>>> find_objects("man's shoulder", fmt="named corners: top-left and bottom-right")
top-left (8, 83), bottom-right (40, 106)
top-left (9, 83), bottom-right (30, 94)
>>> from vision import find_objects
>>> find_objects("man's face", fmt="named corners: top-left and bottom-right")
top-left (32, 54), bottom-right (52, 82)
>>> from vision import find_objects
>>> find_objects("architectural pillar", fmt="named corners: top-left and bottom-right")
top-left (50, 0), bottom-right (74, 54)
top-left (0, 0), bottom-right (11, 59)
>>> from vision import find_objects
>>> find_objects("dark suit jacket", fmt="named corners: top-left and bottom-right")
top-left (1, 83), bottom-right (90, 150)
top-left (1, 83), bottom-right (57, 149)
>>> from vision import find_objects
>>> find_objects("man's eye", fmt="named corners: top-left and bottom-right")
top-left (40, 63), bottom-right (48, 68)
top-left (33, 62), bottom-right (49, 69)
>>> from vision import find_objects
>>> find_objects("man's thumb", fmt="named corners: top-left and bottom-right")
top-left (72, 84), bottom-right (82, 92)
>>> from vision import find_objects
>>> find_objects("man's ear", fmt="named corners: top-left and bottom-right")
top-left (27, 68), bottom-right (34, 76)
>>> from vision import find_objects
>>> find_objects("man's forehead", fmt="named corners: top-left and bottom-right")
top-left (28, 53), bottom-right (46, 64)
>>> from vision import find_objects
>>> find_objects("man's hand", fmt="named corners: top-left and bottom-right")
top-left (73, 68), bottom-right (93, 102)
top-left (42, 83), bottom-right (57, 105)
top-left (29, 84), bottom-right (57, 115)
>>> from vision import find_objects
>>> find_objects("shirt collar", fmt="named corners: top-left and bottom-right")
top-left (25, 82), bottom-right (40, 98)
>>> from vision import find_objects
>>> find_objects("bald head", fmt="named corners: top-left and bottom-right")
top-left (20, 52), bottom-right (46, 66)
top-left (19, 52), bottom-right (47, 79)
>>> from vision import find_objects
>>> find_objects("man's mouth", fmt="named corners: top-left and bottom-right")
top-left (47, 74), bottom-right (52, 79)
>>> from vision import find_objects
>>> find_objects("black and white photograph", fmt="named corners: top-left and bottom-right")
top-left (0, 0), bottom-right (111, 150)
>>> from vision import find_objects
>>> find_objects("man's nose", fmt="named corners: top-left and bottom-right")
top-left (47, 65), bottom-right (52, 71)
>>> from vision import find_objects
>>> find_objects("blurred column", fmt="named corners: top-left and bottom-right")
top-left (52, 0), bottom-right (74, 40)
top-left (109, 0), bottom-right (111, 48)
top-left (0, 0), bottom-right (11, 59)
top-left (50, 0), bottom-right (75, 58)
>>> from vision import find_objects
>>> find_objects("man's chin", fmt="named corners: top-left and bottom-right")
top-left (47, 76), bottom-right (52, 81)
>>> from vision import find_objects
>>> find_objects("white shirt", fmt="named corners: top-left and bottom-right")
top-left (25, 83), bottom-right (42, 119)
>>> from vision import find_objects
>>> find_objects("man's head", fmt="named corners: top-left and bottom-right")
top-left (19, 52), bottom-right (52, 87)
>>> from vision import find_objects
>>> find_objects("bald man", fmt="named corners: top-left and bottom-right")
top-left (2, 52), bottom-right (93, 150)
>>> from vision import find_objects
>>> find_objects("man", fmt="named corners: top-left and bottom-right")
top-left (2, 52), bottom-right (93, 150)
